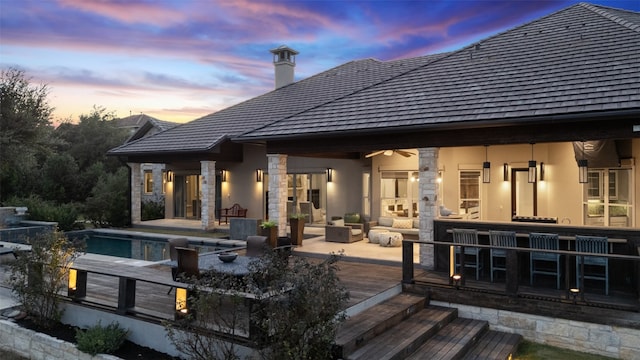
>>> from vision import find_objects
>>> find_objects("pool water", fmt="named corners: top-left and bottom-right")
top-left (69, 231), bottom-right (233, 262)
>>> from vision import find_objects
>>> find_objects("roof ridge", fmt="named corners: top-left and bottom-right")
top-left (579, 2), bottom-right (640, 32)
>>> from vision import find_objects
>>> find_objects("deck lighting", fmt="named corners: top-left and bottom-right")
top-left (569, 287), bottom-right (580, 304)
top-left (528, 144), bottom-right (537, 183)
top-left (67, 267), bottom-right (86, 300)
top-left (256, 169), bottom-right (263, 182)
top-left (175, 287), bottom-right (190, 320)
top-left (326, 168), bottom-right (333, 182)
top-left (503, 163), bottom-right (509, 182)
top-left (482, 146), bottom-right (491, 183)
top-left (451, 274), bottom-right (462, 289)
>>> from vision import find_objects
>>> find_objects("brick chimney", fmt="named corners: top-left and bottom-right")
top-left (270, 45), bottom-right (298, 89)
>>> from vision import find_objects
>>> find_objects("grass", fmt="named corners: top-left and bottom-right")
top-left (514, 340), bottom-right (615, 360)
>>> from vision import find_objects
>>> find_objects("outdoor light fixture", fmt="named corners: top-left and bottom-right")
top-left (569, 288), bottom-right (580, 304)
top-left (451, 274), bottom-right (462, 289)
top-left (482, 146), bottom-right (491, 183)
top-left (175, 287), bottom-right (190, 320)
top-left (67, 267), bottom-right (86, 300)
top-left (540, 162), bottom-right (545, 181)
top-left (503, 163), bottom-right (509, 182)
top-left (578, 141), bottom-right (588, 184)
top-left (528, 143), bottom-right (537, 183)
top-left (326, 168), bottom-right (333, 182)
top-left (256, 169), bottom-right (263, 182)
top-left (220, 169), bottom-right (227, 182)
top-left (164, 170), bottom-right (174, 183)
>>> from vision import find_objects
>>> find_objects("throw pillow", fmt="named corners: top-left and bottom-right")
top-left (392, 218), bottom-right (413, 229)
top-left (331, 219), bottom-right (345, 227)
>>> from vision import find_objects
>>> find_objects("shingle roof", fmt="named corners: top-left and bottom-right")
top-left (108, 53), bottom-right (447, 156)
top-left (237, 3), bottom-right (640, 141)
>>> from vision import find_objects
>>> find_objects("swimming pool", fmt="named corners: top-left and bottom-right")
top-left (67, 230), bottom-right (244, 262)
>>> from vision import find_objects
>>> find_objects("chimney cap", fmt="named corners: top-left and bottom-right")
top-left (269, 45), bottom-right (299, 55)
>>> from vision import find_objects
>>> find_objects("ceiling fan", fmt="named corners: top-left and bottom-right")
top-left (365, 149), bottom-right (416, 158)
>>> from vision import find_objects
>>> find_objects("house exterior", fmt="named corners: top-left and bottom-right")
top-left (109, 3), bottom-right (640, 269)
top-left (112, 114), bottom-right (178, 204)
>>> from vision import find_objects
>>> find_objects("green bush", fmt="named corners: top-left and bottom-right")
top-left (75, 322), bottom-right (128, 356)
top-left (84, 167), bottom-right (129, 227)
top-left (5, 195), bottom-right (82, 231)
top-left (141, 198), bottom-right (165, 221)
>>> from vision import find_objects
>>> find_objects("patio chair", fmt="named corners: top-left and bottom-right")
top-left (246, 235), bottom-right (269, 257)
top-left (529, 232), bottom-right (560, 289)
top-left (452, 228), bottom-right (483, 280)
top-left (175, 247), bottom-right (200, 281)
top-left (489, 230), bottom-right (517, 282)
top-left (575, 235), bottom-right (609, 295)
top-left (167, 238), bottom-right (189, 294)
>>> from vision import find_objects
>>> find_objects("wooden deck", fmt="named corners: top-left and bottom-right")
top-left (68, 254), bottom-right (403, 322)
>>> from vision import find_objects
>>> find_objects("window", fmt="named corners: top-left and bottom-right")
top-left (144, 171), bottom-right (153, 194)
top-left (584, 168), bottom-right (633, 227)
top-left (380, 171), bottom-right (418, 218)
top-left (459, 171), bottom-right (480, 218)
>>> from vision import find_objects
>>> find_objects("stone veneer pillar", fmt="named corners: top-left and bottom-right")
top-left (200, 161), bottom-right (216, 231)
top-left (418, 148), bottom-right (439, 270)
top-left (267, 154), bottom-right (288, 237)
top-left (128, 163), bottom-right (142, 224)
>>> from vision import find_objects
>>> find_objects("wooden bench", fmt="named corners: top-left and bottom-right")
top-left (219, 203), bottom-right (247, 224)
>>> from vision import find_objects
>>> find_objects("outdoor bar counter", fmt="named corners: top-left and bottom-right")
top-left (433, 218), bottom-right (640, 295)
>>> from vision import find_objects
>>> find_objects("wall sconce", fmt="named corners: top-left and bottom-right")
top-left (578, 141), bottom-right (588, 184)
top-left (437, 170), bottom-right (443, 183)
top-left (164, 170), bottom-right (174, 183)
top-left (482, 146), bottom-right (491, 183)
top-left (326, 168), bottom-right (333, 182)
top-left (220, 169), bottom-right (227, 182)
top-left (67, 268), bottom-right (86, 300)
top-left (175, 287), bottom-right (190, 320)
top-left (256, 169), bottom-right (263, 182)
top-left (528, 143), bottom-right (536, 183)
top-left (540, 162), bottom-right (545, 181)
top-left (503, 163), bottom-right (509, 182)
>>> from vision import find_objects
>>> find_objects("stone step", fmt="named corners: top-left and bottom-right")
top-left (335, 293), bottom-right (428, 357)
top-left (345, 306), bottom-right (458, 360)
top-left (406, 317), bottom-right (488, 360)
top-left (462, 330), bottom-right (522, 360)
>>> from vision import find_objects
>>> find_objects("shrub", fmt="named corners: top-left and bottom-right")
top-left (84, 167), bottom-right (129, 227)
top-left (5, 195), bottom-right (82, 231)
top-left (141, 198), bottom-right (165, 221)
top-left (8, 230), bottom-right (83, 328)
top-left (76, 322), bottom-right (128, 356)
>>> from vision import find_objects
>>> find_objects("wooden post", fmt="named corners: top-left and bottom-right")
top-left (402, 240), bottom-right (414, 284)
top-left (505, 249), bottom-right (519, 295)
top-left (117, 277), bottom-right (137, 315)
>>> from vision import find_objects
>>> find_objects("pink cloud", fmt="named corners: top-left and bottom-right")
top-left (57, 0), bottom-right (188, 25)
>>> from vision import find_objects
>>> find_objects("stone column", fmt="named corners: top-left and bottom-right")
top-left (418, 148), bottom-right (439, 270)
top-left (128, 162), bottom-right (142, 224)
top-left (267, 154), bottom-right (288, 237)
top-left (200, 161), bottom-right (217, 231)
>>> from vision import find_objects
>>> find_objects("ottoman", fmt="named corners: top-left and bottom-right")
top-left (380, 231), bottom-right (403, 247)
top-left (368, 229), bottom-right (390, 244)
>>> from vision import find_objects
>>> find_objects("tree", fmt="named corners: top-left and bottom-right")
top-left (0, 68), bottom-right (55, 203)
top-left (84, 167), bottom-right (130, 227)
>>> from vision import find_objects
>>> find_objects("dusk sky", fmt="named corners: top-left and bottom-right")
top-left (2, 0), bottom-right (639, 124)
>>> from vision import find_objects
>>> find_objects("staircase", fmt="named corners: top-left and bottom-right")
top-left (334, 293), bottom-right (521, 360)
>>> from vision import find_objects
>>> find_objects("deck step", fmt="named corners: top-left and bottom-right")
top-left (462, 330), bottom-right (522, 360)
top-left (335, 293), bottom-right (428, 357)
top-left (345, 306), bottom-right (457, 360)
top-left (406, 318), bottom-right (488, 360)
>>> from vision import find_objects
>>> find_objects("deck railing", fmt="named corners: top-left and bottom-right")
top-left (402, 239), bottom-right (640, 309)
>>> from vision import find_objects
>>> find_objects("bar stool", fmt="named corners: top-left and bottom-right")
top-left (529, 232), bottom-right (560, 289)
top-left (489, 230), bottom-right (516, 282)
top-left (452, 228), bottom-right (483, 280)
top-left (575, 235), bottom-right (608, 295)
